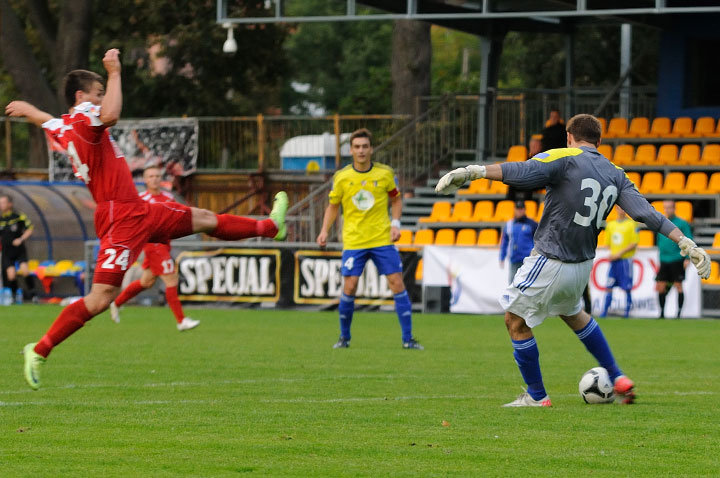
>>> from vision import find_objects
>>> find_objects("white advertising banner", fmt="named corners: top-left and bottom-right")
top-left (422, 246), bottom-right (701, 317)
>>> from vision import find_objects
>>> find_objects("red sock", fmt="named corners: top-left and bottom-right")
top-left (114, 280), bottom-right (146, 307)
top-left (165, 286), bottom-right (185, 323)
top-left (34, 299), bottom-right (92, 358)
top-left (211, 214), bottom-right (277, 240)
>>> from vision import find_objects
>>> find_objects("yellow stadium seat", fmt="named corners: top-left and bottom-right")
top-left (605, 117), bottom-right (628, 138)
top-left (394, 229), bottom-right (413, 247)
top-left (535, 202), bottom-right (545, 222)
top-left (523, 200), bottom-right (537, 220)
top-left (450, 201), bottom-right (473, 222)
top-left (661, 172), bottom-right (686, 194)
top-left (492, 200), bottom-right (514, 222)
top-left (597, 144), bottom-right (612, 160)
top-left (418, 201), bottom-right (451, 223)
top-left (638, 230), bottom-right (655, 247)
top-left (606, 206), bottom-right (618, 222)
top-left (413, 229), bottom-right (434, 246)
top-left (472, 200), bottom-right (495, 221)
top-left (650, 200), bottom-right (665, 216)
top-left (666, 117), bottom-right (693, 138)
top-left (685, 172), bottom-right (708, 194)
top-left (656, 144), bottom-right (679, 165)
top-left (54, 260), bottom-right (75, 275)
top-left (618, 117), bottom-right (650, 138)
top-left (675, 201), bottom-right (693, 222)
top-left (701, 144), bottom-right (720, 165)
top-left (633, 144), bottom-right (656, 165)
top-left (639, 172), bottom-right (663, 194)
top-left (415, 258), bottom-right (423, 282)
top-left (712, 232), bottom-right (720, 249)
top-left (507, 145), bottom-right (528, 162)
top-left (613, 144), bottom-right (635, 165)
top-left (703, 261), bottom-right (720, 284)
top-left (597, 230), bottom-right (607, 247)
top-left (639, 117), bottom-right (671, 138)
top-left (434, 228), bottom-right (456, 245)
top-left (477, 228), bottom-right (499, 246)
top-left (597, 117), bottom-right (608, 136)
top-left (458, 178), bottom-right (491, 195)
top-left (27, 259), bottom-right (40, 273)
top-left (678, 144), bottom-right (701, 165)
top-left (690, 117), bottom-right (716, 137)
top-left (455, 228), bottom-right (478, 246)
top-left (626, 172), bottom-right (641, 188)
top-left (488, 180), bottom-right (508, 194)
top-left (707, 172), bottom-right (720, 193)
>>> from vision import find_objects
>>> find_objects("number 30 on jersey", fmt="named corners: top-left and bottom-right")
top-left (573, 178), bottom-right (617, 228)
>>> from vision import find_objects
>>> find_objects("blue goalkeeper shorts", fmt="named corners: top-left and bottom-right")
top-left (607, 258), bottom-right (633, 291)
top-left (341, 245), bottom-right (403, 277)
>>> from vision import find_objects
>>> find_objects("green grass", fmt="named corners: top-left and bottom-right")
top-left (1, 305), bottom-right (719, 477)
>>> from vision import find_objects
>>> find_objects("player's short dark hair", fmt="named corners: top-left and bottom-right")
top-left (350, 128), bottom-right (372, 146)
top-left (0, 193), bottom-right (12, 203)
top-left (63, 70), bottom-right (104, 109)
top-left (566, 114), bottom-right (602, 145)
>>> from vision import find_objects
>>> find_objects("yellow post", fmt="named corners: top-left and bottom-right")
top-left (334, 113), bottom-right (341, 170)
top-left (257, 113), bottom-right (265, 172)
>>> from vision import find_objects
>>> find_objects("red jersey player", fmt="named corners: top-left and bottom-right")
top-left (5, 49), bottom-right (289, 390)
top-left (109, 164), bottom-right (199, 331)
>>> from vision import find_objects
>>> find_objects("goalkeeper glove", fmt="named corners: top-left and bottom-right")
top-left (678, 236), bottom-right (711, 279)
top-left (435, 165), bottom-right (486, 195)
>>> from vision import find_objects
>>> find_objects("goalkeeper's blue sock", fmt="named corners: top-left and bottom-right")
top-left (394, 290), bottom-right (413, 342)
top-left (575, 318), bottom-right (622, 381)
top-left (338, 293), bottom-right (355, 339)
top-left (511, 337), bottom-right (546, 400)
top-left (601, 291), bottom-right (612, 317)
top-left (624, 290), bottom-right (632, 317)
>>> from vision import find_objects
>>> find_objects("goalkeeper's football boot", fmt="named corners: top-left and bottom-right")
top-left (109, 302), bottom-right (121, 323)
top-left (270, 191), bottom-right (289, 241)
top-left (333, 337), bottom-right (350, 349)
top-left (177, 317), bottom-right (200, 331)
top-left (23, 343), bottom-right (45, 390)
top-left (402, 338), bottom-right (424, 350)
top-left (502, 391), bottom-right (552, 407)
top-left (613, 375), bottom-right (636, 404)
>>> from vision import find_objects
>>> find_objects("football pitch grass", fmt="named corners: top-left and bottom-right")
top-left (1, 306), bottom-right (719, 477)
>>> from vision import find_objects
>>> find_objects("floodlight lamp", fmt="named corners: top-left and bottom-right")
top-left (222, 23), bottom-right (237, 54)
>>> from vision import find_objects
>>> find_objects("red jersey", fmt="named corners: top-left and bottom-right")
top-left (42, 102), bottom-right (138, 203)
top-left (139, 190), bottom-right (175, 204)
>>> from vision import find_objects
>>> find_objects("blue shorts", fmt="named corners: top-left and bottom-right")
top-left (341, 245), bottom-right (403, 276)
top-left (607, 258), bottom-right (633, 291)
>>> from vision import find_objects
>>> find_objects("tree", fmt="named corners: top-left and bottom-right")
top-left (391, 20), bottom-right (431, 115)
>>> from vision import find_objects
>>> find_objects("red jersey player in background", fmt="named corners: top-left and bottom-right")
top-left (109, 164), bottom-right (199, 331)
top-left (5, 49), bottom-right (289, 390)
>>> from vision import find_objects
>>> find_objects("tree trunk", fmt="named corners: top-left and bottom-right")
top-left (391, 20), bottom-right (431, 116)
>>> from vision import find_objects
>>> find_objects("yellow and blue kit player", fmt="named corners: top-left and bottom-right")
top-left (601, 207), bottom-right (639, 318)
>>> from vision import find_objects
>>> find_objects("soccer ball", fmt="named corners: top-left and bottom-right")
top-left (579, 367), bottom-right (615, 404)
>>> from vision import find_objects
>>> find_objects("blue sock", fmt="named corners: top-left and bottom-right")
top-left (338, 293), bottom-right (355, 340)
top-left (511, 337), bottom-right (546, 400)
top-left (602, 292), bottom-right (612, 316)
top-left (624, 290), bottom-right (632, 317)
top-left (575, 318), bottom-right (623, 381)
top-left (394, 291), bottom-right (413, 342)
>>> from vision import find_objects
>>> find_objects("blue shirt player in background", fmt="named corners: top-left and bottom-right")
top-left (499, 201), bottom-right (538, 284)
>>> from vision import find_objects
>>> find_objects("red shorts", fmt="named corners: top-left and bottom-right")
top-left (142, 242), bottom-right (175, 276)
top-left (93, 199), bottom-right (192, 286)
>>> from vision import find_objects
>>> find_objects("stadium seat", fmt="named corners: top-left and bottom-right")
top-left (394, 229), bottom-right (413, 246)
top-left (523, 200), bottom-right (537, 220)
top-left (450, 201), bottom-right (473, 222)
top-left (639, 172), bottom-right (663, 194)
top-left (413, 229), bottom-right (434, 246)
top-left (703, 261), bottom-right (720, 284)
top-left (605, 206), bottom-right (618, 222)
top-left (434, 228), bottom-right (456, 245)
top-left (701, 144), bottom-right (720, 165)
top-left (633, 144), bottom-right (656, 165)
top-left (477, 228), bottom-right (499, 246)
top-left (535, 202), bottom-right (544, 221)
top-left (675, 201), bottom-right (693, 222)
top-left (638, 230), bottom-right (655, 247)
top-left (27, 259), bottom-right (39, 273)
top-left (597, 117), bottom-right (608, 136)
top-left (690, 117), bottom-right (716, 137)
top-left (491, 200), bottom-right (514, 222)
top-left (685, 172), bottom-right (708, 194)
top-left (618, 117), bottom-right (650, 138)
top-left (656, 144), bottom-right (679, 165)
top-left (678, 144), bottom-right (701, 165)
top-left (455, 228), bottom-right (478, 246)
top-left (458, 178), bottom-right (491, 195)
top-left (418, 201), bottom-right (451, 223)
top-left (661, 172), bottom-right (686, 194)
top-left (597, 230), bottom-right (606, 247)
top-left (488, 180), bottom-right (508, 194)
top-left (597, 144), bottom-right (612, 160)
top-left (712, 232), bottom-right (720, 249)
top-left (415, 258), bottom-right (423, 282)
top-left (650, 200), bottom-right (664, 216)
top-left (666, 117), bottom-right (693, 138)
top-left (612, 144), bottom-right (635, 165)
top-left (639, 117), bottom-right (671, 138)
top-left (605, 117), bottom-right (628, 138)
top-left (626, 171), bottom-right (641, 188)
top-left (472, 200), bottom-right (495, 221)
top-left (507, 145), bottom-right (527, 162)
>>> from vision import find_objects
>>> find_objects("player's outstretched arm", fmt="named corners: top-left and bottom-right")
top-left (99, 48), bottom-right (122, 126)
top-left (316, 203), bottom-right (340, 247)
top-left (4, 101), bottom-right (53, 127)
top-left (435, 163), bottom-right (502, 195)
top-left (666, 228), bottom-right (711, 279)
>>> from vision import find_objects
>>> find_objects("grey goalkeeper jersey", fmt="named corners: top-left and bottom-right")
top-left (501, 146), bottom-right (676, 263)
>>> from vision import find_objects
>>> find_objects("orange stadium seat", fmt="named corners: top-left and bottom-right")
top-left (701, 144), bottom-right (720, 165)
top-left (491, 200), bottom-right (514, 222)
top-left (715, 120), bottom-right (720, 136)
top-left (639, 172), bottom-right (663, 194)
top-left (507, 145), bottom-right (528, 162)
top-left (685, 172), bottom-right (708, 194)
top-left (597, 229), bottom-right (607, 247)
top-left (650, 200), bottom-right (665, 216)
top-left (418, 201), bottom-right (451, 223)
top-left (434, 228), bottom-right (456, 245)
top-left (690, 117), bottom-right (716, 137)
top-left (618, 117), bottom-right (650, 138)
top-left (702, 261), bottom-right (720, 284)
top-left (472, 200), bottom-right (495, 221)
top-left (667, 117), bottom-right (693, 138)
top-left (597, 144), bottom-right (612, 160)
top-left (656, 144), bottom-right (679, 165)
top-left (455, 228), bottom-right (478, 246)
top-left (605, 118), bottom-right (628, 138)
top-left (413, 229), bottom-right (434, 246)
top-left (597, 117), bottom-right (608, 136)
top-left (707, 172), bottom-right (720, 193)
top-left (415, 258), bottom-right (423, 281)
top-left (612, 144), bottom-right (635, 165)
top-left (450, 201), bottom-right (473, 222)
top-left (488, 180), bottom-right (508, 194)
top-left (458, 178), bottom-right (491, 195)
top-left (535, 202), bottom-right (545, 221)
top-left (626, 171), bottom-right (641, 188)
top-left (678, 144), bottom-right (701, 165)
top-left (675, 201), bottom-right (693, 222)
top-left (633, 144), bottom-right (656, 165)
top-left (638, 230), bottom-right (655, 247)
top-left (639, 117), bottom-right (671, 138)
top-left (605, 206), bottom-right (618, 222)
top-left (477, 228), bottom-right (499, 246)
top-left (395, 229), bottom-right (413, 247)
top-left (712, 232), bottom-right (720, 249)
top-left (523, 200), bottom-right (537, 220)
top-left (661, 172), bottom-right (686, 194)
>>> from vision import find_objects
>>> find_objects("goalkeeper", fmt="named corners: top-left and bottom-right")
top-left (436, 114), bottom-right (710, 407)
